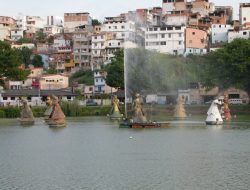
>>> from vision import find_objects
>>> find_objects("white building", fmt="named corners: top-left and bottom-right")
top-left (145, 25), bottom-right (185, 55)
top-left (91, 32), bottom-right (107, 70)
top-left (43, 25), bottom-right (63, 35)
top-left (240, 3), bottom-right (250, 26)
top-left (162, 0), bottom-right (175, 14)
top-left (39, 74), bottom-right (69, 90)
top-left (10, 29), bottom-right (24, 41)
top-left (15, 14), bottom-right (27, 30)
top-left (211, 24), bottom-right (234, 44)
top-left (162, 12), bottom-right (189, 26)
top-left (26, 16), bottom-right (45, 32)
top-left (228, 29), bottom-right (250, 43)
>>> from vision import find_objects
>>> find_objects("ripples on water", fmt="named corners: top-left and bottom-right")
top-left (0, 117), bottom-right (249, 190)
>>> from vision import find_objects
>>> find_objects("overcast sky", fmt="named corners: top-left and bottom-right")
top-left (0, 0), bottom-right (249, 20)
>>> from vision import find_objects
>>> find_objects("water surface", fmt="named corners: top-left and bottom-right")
top-left (0, 117), bottom-right (249, 190)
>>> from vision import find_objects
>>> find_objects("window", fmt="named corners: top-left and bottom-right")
top-left (243, 32), bottom-right (247, 35)
top-left (3, 97), bottom-right (7, 100)
top-left (11, 97), bottom-right (15, 100)
top-left (160, 42), bottom-right (166, 45)
top-left (114, 26), bottom-right (117, 29)
top-left (168, 34), bottom-right (171, 38)
top-left (161, 34), bottom-right (165, 38)
top-left (243, 17), bottom-right (246, 21)
top-left (154, 28), bottom-right (158, 31)
top-left (118, 42), bottom-right (120, 46)
top-left (175, 26), bottom-right (181, 30)
top-left (179, 33), bottom-right (182, 37)
top-left (121, 26), bottom-right (125, 29)
top-left (179, 41), bottom-right (182, 45)
top-left (167, 27), bottom-right (173, 30)
top-left (192, 32), bottom-right (195, 35)
top-left (109, 26), bottom-right (111, 29)
top-left (67, 96), bottom-right (71, 100)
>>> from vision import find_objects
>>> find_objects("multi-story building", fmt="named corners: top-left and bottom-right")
top-left (162, 10), bottom-right (189, 26)
top-left (15, 13), bottom-right (27, 30)
top-left (185, 27), bottom-right (208, 55)
top-left (240, 3), bottom-right (250, 26)
top-left (26, 16), bottom-right (45, 32)
top-left (191, 0), bottom-right (211, 17)
top-left (211, 24), bottom-right (233, 45)
top-left (73, 30), bottom-right (92, 70)
top-left (0, 16), bottom-right (16, 40)
top-left (145, 25), bottom-right (185, 55)
top-left (228, 29), bottom-right (250, 43)
top-left (93, 70), bottom-right (116, 94)
top-left (91, 32), bottom-right (107, 70)
top-left (64, 12), bottom-right (92, 33)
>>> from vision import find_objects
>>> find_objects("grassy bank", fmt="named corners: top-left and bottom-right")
top-left (0, 104), bottom-right (249, 119)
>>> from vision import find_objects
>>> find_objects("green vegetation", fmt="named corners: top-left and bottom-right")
top-left (17, 37), bottom-right (31, 44)
top-left (92, 19), bottom-right (102, 26)
top-left (19, 47), bottom-right (33, 66)
top-left (32, 54), bottom-right (44, 67)
top-left (105, 49), bottom-right (124, 89)
top-left (195, 38), bottom-right (250, 95)
top-left (35, 31), bottom-right (47, 43)
top-left (69, 69), bottom-right (94, 85)
top-left (0, 41), bottom-right (30, 85)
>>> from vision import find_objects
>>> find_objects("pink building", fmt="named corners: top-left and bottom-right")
top-left (185, 27), bottom-right (208, 55)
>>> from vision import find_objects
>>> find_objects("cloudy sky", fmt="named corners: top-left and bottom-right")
top-left (0, 0), bottom-right (249, 20)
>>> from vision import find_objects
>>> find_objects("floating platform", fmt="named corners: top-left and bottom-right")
top-left (119, 121), bottom-right (164, 128)
top-left (205, 121), bottom-right (223, 125)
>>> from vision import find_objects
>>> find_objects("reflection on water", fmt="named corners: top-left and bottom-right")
top-left (0, 117), bottom-right (249, 190)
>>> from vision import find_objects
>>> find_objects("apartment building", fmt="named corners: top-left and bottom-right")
top-left (26, 16), bottom-right (45, 32)
top-left (91, 32), bottom-right (107, 70)
top-left (0, 16), bottom-right (16, 40)
top-left (211, 24), bottom-right (233, 44)
top-left (185, 27), bottom-right (208, 55)
top-left (228, 29), bottom-right (250, 43)
top-left (64, 12), bottom-right (92, 33)
top-left (240, 3), bottom-right (250, 26)
top-left (145, 25), bottom-right (185, 55)
top-left (10, 29), bottom-right (23, 41)
top-left (73, 30), bottom-right (92, 70)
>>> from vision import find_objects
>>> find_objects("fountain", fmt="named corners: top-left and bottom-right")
top-left (205, 99), bottom-right (223, 125)
top-left (109, 95), bottom-right (123, 120)
top-left (19, 98), bottom-right (35, 125)
top-left (174, 96), bottom-right (187, 119)
top-left (47, 95), bottom-right (66, 127)
top-left (44, 96), bottom-right (53, 122)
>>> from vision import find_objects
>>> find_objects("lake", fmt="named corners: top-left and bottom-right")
top-left (0, 117), bottom-right (249, 190)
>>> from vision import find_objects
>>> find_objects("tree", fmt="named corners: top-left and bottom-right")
top-left (0, 41), bottom-right (30, 85)
top-left (198, 38), bottom-right (250, 95)
top-left (47, 65), bottom-right (57, 74)
top-left (19, 47), bottom-right (32, 66)
top-left (105, 49), bottom-right (124, 89)
top-left (17, 37), bottom-right (31, 43)
top-left (92, 19), bottom-right (101, 26)
top-left (36, 31), bottom-right (47, 43)
top-left (32, 55), bottom-right (44, 67)
top-left (69, 70), bottom-right (94, 85)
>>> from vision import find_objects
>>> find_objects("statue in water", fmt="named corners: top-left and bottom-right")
top-left (19, 98), bottom-right (35, 125)
top-left (174, 96), bottom-right (187, 119)
top-left (47, 95), bottom-right (66, 127)
top-left (205, 99), bottom-right (223, 125)
top-left (109, 95), bottom-right (123, 120)
top-left (222, 94), bottom-right (231, 121)
top-left (44, 96), bottom-right (53, 122)
top-left (132, 93), bottom-right (147, 123)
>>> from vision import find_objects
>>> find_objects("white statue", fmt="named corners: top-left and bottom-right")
top-left (205, 99), bottom-right (223, 125)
